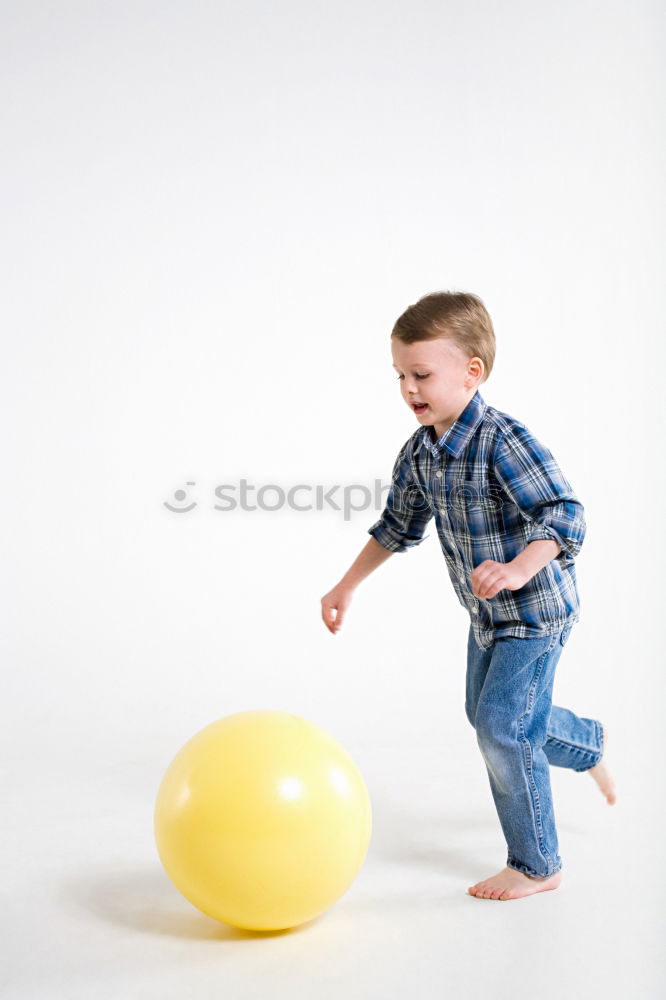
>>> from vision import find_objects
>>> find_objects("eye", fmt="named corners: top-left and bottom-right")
top-left (416, 374), bottom-right (430, 380)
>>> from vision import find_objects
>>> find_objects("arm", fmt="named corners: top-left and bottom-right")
top-left (471, 537), bottom-right (565, 600)
top-left (511, 537), bottom-right (562, 582)
top-left (321, 436), bottom-right (433, 634)
top-left (366, 437), bottom-right (434, 553)
top-left (493, 424), bottom-right (586, 566)
top-left (471, 426), bottom-right (586, 600)
top-left (321, 538), bottom-right (394, 634)
top-left (340, 536), bottom-right (396, 589)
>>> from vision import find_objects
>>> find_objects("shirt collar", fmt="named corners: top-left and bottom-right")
top-left (414, 390), bottom-right (487, 459)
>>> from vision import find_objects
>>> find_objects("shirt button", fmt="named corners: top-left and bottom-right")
top-left (435, 470), bottom-right (443, 478)
top-left (471, 607), bottom-right (478, 615)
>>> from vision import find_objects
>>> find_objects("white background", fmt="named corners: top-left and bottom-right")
top-left (2, 1), bottom-right (664, 998)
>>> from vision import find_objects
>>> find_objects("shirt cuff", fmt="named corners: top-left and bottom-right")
top-left (525, 523), bottom-right (578, 561)
top-left (367, 521), bottom-right (427, 553)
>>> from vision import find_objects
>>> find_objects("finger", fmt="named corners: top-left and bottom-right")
top-left (473, 561), bottom-right (496, 580)
top-left (473, 571), bottom-right (492, 596)
top-left (321, 602), bottom-right (335, 630)
top-left (476, 571), bottom-right (502, 599)
top-left (322, 602), bottom-right (344, 634)
top-left (483, 576), bottom-right (507, 599)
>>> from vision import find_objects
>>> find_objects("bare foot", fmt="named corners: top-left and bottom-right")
top-left (587, 722), bottom-right (617, 805)
top-left (468, 866), bottom-right (562, 901)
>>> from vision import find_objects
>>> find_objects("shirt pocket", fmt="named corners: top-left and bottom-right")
top-left (447, 480), bottom-right (499, 535)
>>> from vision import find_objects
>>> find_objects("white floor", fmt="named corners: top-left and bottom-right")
top-left (2, 738), bottom-right (660, 1000)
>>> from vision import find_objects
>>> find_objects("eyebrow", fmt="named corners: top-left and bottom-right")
top-left (391, 363), bottom-right (433, 370)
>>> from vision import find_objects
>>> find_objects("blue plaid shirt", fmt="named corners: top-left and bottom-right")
top-left (368, 389), bottom-right (586, 650)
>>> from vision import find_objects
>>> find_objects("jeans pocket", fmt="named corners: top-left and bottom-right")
top-left (559, 623), bottom-right (573, 646)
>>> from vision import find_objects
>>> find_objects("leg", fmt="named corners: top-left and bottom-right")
top-left (471, 629), bottom-right (564, 879)
top-left (467, 625), bottom-right (605, 774)
top-left (584, 724), bottom-right (617, 804)
top-left (542, 621), bottom-right (605, 773)
top-left (465, 625), bottom-right (493, 729)
top-left (544, 705), bottom-right (604, 771)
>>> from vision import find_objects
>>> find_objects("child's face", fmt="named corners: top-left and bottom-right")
top-left (391, 336), bottom-right (483, 439)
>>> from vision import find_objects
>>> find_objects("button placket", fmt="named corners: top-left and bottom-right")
top-left (437, 462), bottom-right (469, 603)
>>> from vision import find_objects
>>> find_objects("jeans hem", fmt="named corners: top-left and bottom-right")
top-left (572, 719), bottom-right (604, 772)
top-left (507, 858), bottom-right (563, 879)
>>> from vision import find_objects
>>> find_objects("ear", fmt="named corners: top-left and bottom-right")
top-left (467, 356), bottom-right (484, 383)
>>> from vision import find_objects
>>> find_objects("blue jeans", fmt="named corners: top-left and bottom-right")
top-left (465, 622), bottom-right (604, 879)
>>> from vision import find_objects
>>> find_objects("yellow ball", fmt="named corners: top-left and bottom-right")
top-left (154, 710), bottom-right (372, 931)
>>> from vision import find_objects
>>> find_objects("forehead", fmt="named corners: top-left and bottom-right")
top-left (391, 337), bottom-right (463, 367)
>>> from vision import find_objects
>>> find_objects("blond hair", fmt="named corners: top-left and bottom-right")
top-left (391, 291), bottom-right (495, 383)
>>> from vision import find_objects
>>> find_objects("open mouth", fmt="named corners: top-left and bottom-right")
top-left (412, 403), bottom-right (428, 413)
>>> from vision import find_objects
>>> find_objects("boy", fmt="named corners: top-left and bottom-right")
top-left (320, 291), bottom-right (616, 902)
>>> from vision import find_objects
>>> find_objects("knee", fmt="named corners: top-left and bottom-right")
top-left (474, 705), bottom-right (503, 752)
top-left (474, 723), bottom-right (511, 796)
top-left (475, 725), bottom-right (493, 756)
top-left (464, 700), bottom-right (476, 729)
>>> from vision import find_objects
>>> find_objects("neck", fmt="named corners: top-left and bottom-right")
top-left (430, 390), bottom-right (476, 440)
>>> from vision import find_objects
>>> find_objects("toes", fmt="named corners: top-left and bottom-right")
top-left (469, 880), bottom-right (511, 899)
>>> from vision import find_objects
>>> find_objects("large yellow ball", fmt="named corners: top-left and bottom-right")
top-left (154, 710), bottom-right (372, 931)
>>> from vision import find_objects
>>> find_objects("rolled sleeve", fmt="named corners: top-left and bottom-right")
top-left (493, 426), bottom-right (586, 565)
top-left (368, 438), bottom-right (433, 554)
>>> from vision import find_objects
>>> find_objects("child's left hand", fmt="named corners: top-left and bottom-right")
top-left (471, 559), bottom-right (529, 600)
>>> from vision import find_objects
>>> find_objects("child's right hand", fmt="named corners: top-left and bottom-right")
top-left (320, 584), bottom-right (354, 635)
